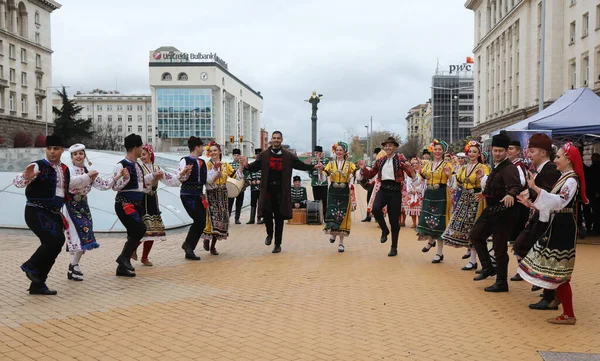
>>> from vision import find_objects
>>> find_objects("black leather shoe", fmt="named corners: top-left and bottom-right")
top-left (511, 273), bottom-right (523, 281)
top-left (257, 218), bottom-right (264, 224)
top-left (20, 264), bottom-right (42, 284)
top-left (29, 286), bottom-right (58, 295)
top-left (461, 251), bottom-right (471, 260)
top-left (475, 270), bottom-right (483, 274)
top-left (361, 216), bottom-right (371, 222)
top-left (116, 255), bottom-right (135, 271)
top-left (246, 220), bottom-right (255, 224)
top-left (484, 282), bottom-right (509, 292)
top-left (473, 268), bottom-right (496, 281)
top-left (265, 235), bottom-right (273, 246)
top-left (235, 220), bottom-right (241, 224)
top-left (529, 299), bottom-right (559, 310)
top-left (116, 266), bottom-right (136, 277)
top-left (421, 241), bottom-right (436, 253)
top-left (67, 264), bottom-right (83, 281)
top-left (181, 243), bottom-right (201, 260)
top-left (272, 245), bottom-right (281, 253)
top-left (531, 285), bottom-right (542, 292)
top-left (380, 231), bottom-right (389, 244)
top-left (461, 262), bottom-right (478, 271)
top-left (388, 247), bottom-right (398, 257)
top-left (431, 254), bottom-right (444, 263)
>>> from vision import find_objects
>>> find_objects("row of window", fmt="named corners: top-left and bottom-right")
top-left (0, 66), bottom-right (43, 88)
top-left (110, 125), bottom-right (152, 134)
top-left (0, 89), bottom-right (43, 115)
top-left (3, 2), bottom-right (43, 41)
top-left (568, 6), bottom-right (600, 44)
top-left (0, 41), bottom-right (43, 66)
top-left (161, 72), bottom-right (188, 81)
top-left (85, 114), bottom-right (152, 123)
top-left (85, 104), bottom-right (150, 112)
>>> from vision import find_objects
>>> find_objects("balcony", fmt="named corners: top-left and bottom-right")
top-left (34, 88), bottom-right (46, 98)
top-left (0, 78), bottom-right (7, 88)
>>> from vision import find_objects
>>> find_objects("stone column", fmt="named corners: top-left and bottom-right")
top-left (9, 3), bottom-right (17, 33)
top-left (0, 1), bottom-right (6, 30)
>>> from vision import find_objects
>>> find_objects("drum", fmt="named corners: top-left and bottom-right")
top-left (226, 177), bottom-right (245, 198)
top-left (306, 200), bottom-right (323, 225)
top-left (288, 208), bottom-right (307, 225)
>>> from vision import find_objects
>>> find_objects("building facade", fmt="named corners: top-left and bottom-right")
top-left (431, 74), bottom-right (474, 144)
top-left (0, 0), bottom-right (61, 146)
top-left (149, 46), bottom-right (263, 154)
top-left (466, 0), bottom-right (600, 136)
top-left (405, 102), bottom-right (433, 145)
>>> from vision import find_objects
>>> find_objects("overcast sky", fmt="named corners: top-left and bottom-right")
top-left (51, 0), bottom-right (473, 153)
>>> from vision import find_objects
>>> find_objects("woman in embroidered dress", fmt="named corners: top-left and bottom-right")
top-left (322, 141), bottom-right (358, 253)
top-left (415, 139), bottom-right (453, 263)
top-left (441, 141), bottom-right (490, 271)
top-left (401, 158), bottom-right (424, 228)
top-left (201, 142), bottom-right (244, 255)
top-left (63, 144), bottom-right (126, 281)
top-left (131, 144), bottom-right (181, 266)
top-left (516, 142), bottom-right (587, 325)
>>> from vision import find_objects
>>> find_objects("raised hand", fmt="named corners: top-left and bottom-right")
top-left (154, 170), bottom-right (165, 180)
top-left (314, 162), bottom-right (324, 170)
top-left (88, 170), bottom-right (99, 181)
top-left (475, 168), bottom-right (484, 180)
top-left (517, 193), bottom-right (532, 208)
top-left (526, 170), bottom-right (536, 189)
top-left (214, 162), bottom-right (222, 169)
top-left (357, 160), bottom-right (366, 170)
top-left (443, 166), bottom-right (452, 176)
top-left (23, 163), bottom-right (39, 180)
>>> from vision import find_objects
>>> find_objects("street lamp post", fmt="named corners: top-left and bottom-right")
top-left (430, 86), bottom-right (472, 144)
top-left (45, 85), bottom-right (69, 136)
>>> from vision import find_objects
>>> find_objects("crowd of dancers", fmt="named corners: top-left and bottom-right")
top-left (14, 130), bottom-right (587, 326)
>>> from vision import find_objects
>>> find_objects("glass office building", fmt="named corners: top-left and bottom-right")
top-left (156, 88), bottom-right (215, 139)
top-left (431, 75), bottom-right (474, 144)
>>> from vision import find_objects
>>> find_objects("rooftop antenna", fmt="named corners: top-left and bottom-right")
top-left (115, 75), bottom-right (118, 91)
top-left (435, 58), bottom-right (441, 75)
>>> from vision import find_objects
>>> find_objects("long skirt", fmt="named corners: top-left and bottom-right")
top-left (63, 197), bottom-right (100, 254)
top-left (416, 186), bottom-right (451, 241)
top-left (402, 187), bottom-right (423, 217)
top-left (517, 212), bottom-right (577, 289)
top-left (451, 187), bottom-right (463, 214)
top-left (202, 185), bottom-right (229, 240)
top-left (324, 186), bottom-right (352, 237)
top-left (442, 190), bottom-right (485, 248)
top-left (141, 192), bottom-right (166, 242)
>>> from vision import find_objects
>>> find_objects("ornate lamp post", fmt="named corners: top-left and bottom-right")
top-left (305, 91), bottom-right (323, 153)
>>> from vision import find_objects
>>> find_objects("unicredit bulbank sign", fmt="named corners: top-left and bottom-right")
top-left (151, 50), bottom-right (229, 69)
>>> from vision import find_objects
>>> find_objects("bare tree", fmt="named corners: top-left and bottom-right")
top-left (399, 136), bottom-right (425, 159)
top-left (369, 130), bottom-right (402, 153)
top-left (349, 138), bottom-right (364, 160)
top-left (87, 123), bottom-right (122, 151)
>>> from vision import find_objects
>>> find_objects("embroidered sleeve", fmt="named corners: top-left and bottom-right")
top-left (206, 165), bottom-right (219, 184)
top-left (70, 173), bottom-right (92, 190)
top-left (178, 159), bottom-right (191, 182)
top-left (533, 178), bottom-right (577, 215)
top-left (160, 170), bottom-right (181, 187)
top-left (112, 163), bottom-right (129, 191)
top-left (93, 175), bottom-right (116, 190)
top-left (13, 163), bottom-right (39, 188)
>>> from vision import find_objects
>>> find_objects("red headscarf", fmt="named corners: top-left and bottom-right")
top-left (142, 144), bottom-right (154, 164)
top-left (562, 142), bottom-right (588, 204)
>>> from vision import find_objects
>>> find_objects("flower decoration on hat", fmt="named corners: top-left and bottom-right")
top-left (464, 140), bottom-right (481, 153)
top-left (142, 143), bottom-right (155, 164)
top-left (429, 139), bottom-right (449, 153)
top-left (332, 141), bottom-right (348, 153)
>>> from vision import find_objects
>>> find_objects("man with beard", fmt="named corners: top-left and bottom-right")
top-left (242, 131), bottom-right (324, 253)
top-left (470, 131), bottom-right (523, 292)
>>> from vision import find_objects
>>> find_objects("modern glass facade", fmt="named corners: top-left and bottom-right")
top-left (156, 88), bottom-right (215, 139)
top-left (431, 75), bottom-right (474, 143)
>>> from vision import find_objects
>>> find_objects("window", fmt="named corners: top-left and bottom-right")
top-left (9, 92), bottom-right (15, 111)
top-left (35, 33), bottom-right (40, 44)
top-left (147, 115), bottom-right (151, 122)
top-left (35, 11), bottom-right (40, 25)
top-left (597, 5), bottom-right (600, 30)
top-left (583, 13), bottom-right (589, 37)
top-left (118, 115), bottom-right (123, 122)
top-left (36, 99), bottom-right (41, 116)
top-left (0, 89), bottom-right (4, 109)
top-left (118, 125), bottom-right (123, 132)
top-left (582, 53), bottom-right (589, 86)
top-left (137, 115), bottom-right (142, 122)
top-left (21, 72), bottom-right (27, 85)
top-left (97, 105), bottom-right (103, 111)
top-left (117, 105), bottom-right (123, 111)
top-left (107, 105), bottom-right (113, 111)
top-left (36, 74), bottom-right (42, 89)
top-left (127, 105), bottom-right (133, 111)
top-left (87, 105), bottom-right (93, 111)
top-left (147, 105), bottom-right (151, 111)
top-left (35, 54), bottom-right (41, 68)
top-left (21, 95), bottom-right (27, 113)
top-left (570, 58), bottom-right (577, 89)
top-left (177, 72), bottom-right (188, 81)
top-left (20, 48), bottom-right (26, 63)
top-left (97, 115), bottom-right (102, 122)
top-left (127, 125), bottom-right (132, 132)
top-left (161, 72), bottom-right (172, 81)
top-left (128, 115), bottom-right (132, 122)
top-left (147, 125), bottom-right (152, 133)
top-left (136, 104), bottom-right (142, 111)
top-left (108, 115), bottom-right (113, 122)
top-left (9, 44), bottom-right (15, 59)
top-left (0, 65), bottom-right (3, 79)
top-left (0, 40), bottom-right (3, 56)
top-left (138, 125), bottom-right (143, 132)
top-left (570, 21), bottom-right (576, 44)
top-left (147, 136), bottom-right (152, 143)
top-left (9, 68), bottom-right (15, 82)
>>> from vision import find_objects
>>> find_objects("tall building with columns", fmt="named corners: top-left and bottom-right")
top-left (148, 46), bottom-right (263, 154)
top-left (0, 0), bottom-right (61, 145)
top-left (465, 0), bottom-right (600, 137)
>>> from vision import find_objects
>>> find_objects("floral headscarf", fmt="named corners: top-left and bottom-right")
top-left (142, 144), bottom-right (155, 164)
top-left (332, 141), bottom-right (349, 153)
top-left (428, 139), bottom-right (449, 153)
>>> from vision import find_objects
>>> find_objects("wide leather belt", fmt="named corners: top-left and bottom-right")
top-left (427, 184), bottom-right (446, 190)
top-left (331, 182), bottom-right (348, 188)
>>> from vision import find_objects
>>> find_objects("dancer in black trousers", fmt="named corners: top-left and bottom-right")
top-left (245, 148), bottom-right (263, 224)
top-left (309, 145), bottom-right (329, 214)
top-left (178, 136), bottom-right (205, 260)
top-left (112, 134), bottom-right (164, 277)
top-left (14, 135), bottom-right (88, 295)
top-left (228, 148), bottom-right (245, 224)
top-left (242, 131), bottom-right (323, 253)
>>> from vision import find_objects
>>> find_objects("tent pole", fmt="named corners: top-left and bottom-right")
top-left (539, 0), bottom-right (546, 112)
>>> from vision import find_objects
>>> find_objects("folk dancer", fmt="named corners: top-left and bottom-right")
top-left (202, 142), bottom-right (244, 255)
top-left (450, 152), bottom-right (467, 214)
top-left (291, 175), bottom-right (308, 209)
top-left (510, 134), bottom-right (561, 309)
top-left (178, 136), bottom-right (206, 261)
top-left (309, 145), bottom-right (329, 217)
top-left (517, 142), bottom-right (588, 325)
top-left (469, 131), bottom-right (523, 292)
top-left (322, 141), bottom-right (359, 253)
top-left (415, 139), bottom-right (453, 263)
top-left (507, 138), bottom-right (530, 239)
top-left (401, 158), bottom-right (424, 229)
top-left (358, 137), bottom-right (415, 257)
top-left (228, 148), bottom-right (245, 224)
top-left (242, 131), bottom-right (323, 253)
top-left (366, 149), bottom-right (389, 219)
top-left (131, 144), bottom-right (181, 267)
top-left (441, 141), bottom-right (489, 271)
top-left (14, 135), bottom-right (88, 294)
top-left (112, 134), bottom-right (163, 277)
top-left (360, 147), bottom-right (381, 222)
top-left (63, 143), bottom-right (124, 281)
top-left (245, 148), bottom-right (264, 224)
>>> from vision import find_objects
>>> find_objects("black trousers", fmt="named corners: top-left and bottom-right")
top-left (263, 187), bottom-right (285, 246)
top-left (23, 206), bottom-right (65, 284)
top-left (181, 195), bottom-right (207, 250)
top-left (371, 186), bottom-right (402, 248)
top-left (470, 205), bottom-right (517, 282)
top-left (228, 192), bottom-right (245, 220)
top-left (115, 202), bottom-right (146, 259)
top-left (312, 186), bottom-right (328, 214)
top-left (250, 190), bottom-right (260, 207)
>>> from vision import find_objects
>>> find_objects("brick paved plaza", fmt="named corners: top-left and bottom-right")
top-left (1, 187), bottom-right (599, 361)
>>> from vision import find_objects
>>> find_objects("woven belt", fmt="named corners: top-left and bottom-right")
top-left (552, 208), bottom-right (574, 214)
top-left (181, 184), bottom-right (204, 192)
top-left (331, 182), bottom-right (348, 188)
top-left (381, 181), bottom-right (401, 192)
top-left (427, 184), bottom-right (446, 190)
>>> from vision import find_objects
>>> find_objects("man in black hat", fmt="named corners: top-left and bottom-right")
top-left (360, 147), bottom-right (382, 222)
top-left (228, 148), bottom-right (245, 224)
top-left (178, 136), bottom-right (206, 260)
top-left (13, 135), bottom-right (91, 295)
top-left (309, 145), bottom-right (329, 213)
top-left (291, 175), bottom-right (308, 208)
top-left (469, 130), bottom-right (523, 292)
top-left (112, 134), bottom-right (164, 277)
top-left (422, 149), bottom-right (431, 162)
top-left (244, 148), bottom-right (264, 224)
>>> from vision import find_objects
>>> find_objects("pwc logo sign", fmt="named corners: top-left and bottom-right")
top-left (449, 57), bottom-right (475, 74)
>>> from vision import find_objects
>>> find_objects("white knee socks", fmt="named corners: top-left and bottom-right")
top-left (436, 240), bottom-right (444, 255)
top-left (470, 249), bottom-right (477, 264)
top-left (71, 250), bottom-right (85, 270)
